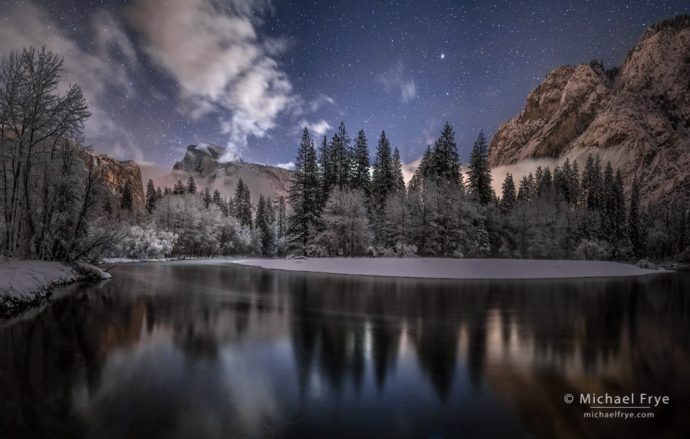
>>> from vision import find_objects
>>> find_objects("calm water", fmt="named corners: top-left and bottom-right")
top-left (1, 262), bottom-right (689, 438)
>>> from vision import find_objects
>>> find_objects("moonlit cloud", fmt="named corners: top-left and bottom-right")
top-left (128, 0), bottom-right (297, 162)
top-left (378, 61), bottom-right (417, 103)
top-left (0, 1), bottom-right (145, 162)
top-left (299, 119), bottom-right (333, 137)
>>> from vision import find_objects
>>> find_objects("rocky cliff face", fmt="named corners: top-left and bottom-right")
top-left (488, 15), bottom-right (690, 203)
top-left (82, 151), bottom-right (145, 211)
top-left (162, 144), bottom-right (293, 202)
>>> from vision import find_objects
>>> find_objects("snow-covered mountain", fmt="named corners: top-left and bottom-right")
top-left (154, 144), bottom-right (294, 202)
top-left (487, 15), bottom-right (690, 203)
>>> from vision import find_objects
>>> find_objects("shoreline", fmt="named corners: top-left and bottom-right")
top-left (226, 257), bottom-right (667, 280)
top-left (0, 261), bottom-right (111, 316)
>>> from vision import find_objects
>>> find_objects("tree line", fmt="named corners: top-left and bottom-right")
top-left (2, 47), bottom-right (689, 262)
top-left (286, 121), bottom-right (688, 261)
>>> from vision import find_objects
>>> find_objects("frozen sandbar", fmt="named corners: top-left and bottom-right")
top-left (229, 257), bottom-right (664, 280)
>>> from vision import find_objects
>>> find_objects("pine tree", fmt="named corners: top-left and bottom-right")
top-left (371, 131), bottom-right (394, 204)
top-left (121, 181), bottom-right (134, 211)
top-left (202, 187), bottom-right (212, 208)
top-left (187, 175), bottom-right (197, 194)
top-left (255, 195), bottom-right (275, 256)
top-left (610, 169), bottom-right (628, 258)
top-left (145, 179), bottom-right (157, 214)
top-left (173, 180), bottom-right (185, 195)
top-left (319, 135), bottom-right (335, 203)
top-left (277, 196), bottom-right (287, 238)
top-left (467, 131), bottom-right (493, 204)
top-left (501, 173), bottom-right (516, 213)
top-left (429, 122), bottom-right (461, 183)
top-left (288, 128), bottom-right (322, 254)
top-left (331, 121), bottom-right (352, 189)
top-left (628, 178), bottom-right (643, 258)
top-left (392, 147), bottom-right (406, 193)
top-left (582, 154), bottom-right (603, 211)
top-left (234, 178), bottom-right (252, 228)
top-left (351, 129), bottom-right (371, 194)
top-left (212, 189), bottom-right (223, 211)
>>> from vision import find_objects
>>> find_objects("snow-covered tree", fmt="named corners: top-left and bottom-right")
top-left (115, 224), bottom-right (177, 259)
top-left (351, 129), bottom-right (371, 194)
top-left (288, 128), bottom-right (322, 254)
top-left (467, 131), bottom-right (493, 205)
top-left (315, 189), bottom-right (372, 256)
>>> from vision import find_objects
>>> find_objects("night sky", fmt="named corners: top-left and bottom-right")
top-left (1, 0), bottom-right (688, 168)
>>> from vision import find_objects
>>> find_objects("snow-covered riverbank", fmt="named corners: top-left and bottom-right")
top-left (0, 261), bottom-right (111, 313)
top-left (229, 258), bottom-right (665, 280)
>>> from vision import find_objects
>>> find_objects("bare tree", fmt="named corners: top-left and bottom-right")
top-left (0, 47), bottom-right (93, 260)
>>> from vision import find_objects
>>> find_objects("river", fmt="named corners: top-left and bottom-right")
top-left (1, 262), bottom-right (688, 438)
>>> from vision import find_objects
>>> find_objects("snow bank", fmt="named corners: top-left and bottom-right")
top-left (0, 260), bottom-right (111, 312)
top-left (229, 258), bottom-right (664, 280)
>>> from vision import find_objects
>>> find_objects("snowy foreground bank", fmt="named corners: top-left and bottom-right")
top-left (0, 261), bottom-right (111, 312)
top-left (229, 258), bottom-right (664, 280)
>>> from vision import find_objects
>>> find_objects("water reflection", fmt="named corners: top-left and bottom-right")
top-left (1, 263), bottom-right (689, 438)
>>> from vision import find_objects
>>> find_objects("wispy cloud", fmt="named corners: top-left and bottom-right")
top-left (128, 0), bottom-right (297, 161)
top-left (298, 119), bottom-right (332, 137)
top-left (378, 61), bottom-right (417, 103)
top-left (0, 1), bottom-right (145, 161)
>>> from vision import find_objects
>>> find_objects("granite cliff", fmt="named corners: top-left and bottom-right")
top-left (488, 15), bottom-right (690, 203)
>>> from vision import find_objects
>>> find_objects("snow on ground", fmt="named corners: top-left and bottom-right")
top-left (0, 260), bottom-right (111, 311)
top-left (229, 258), bottom-right (664, 280)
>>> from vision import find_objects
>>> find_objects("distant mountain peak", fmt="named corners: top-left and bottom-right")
top-left (166, 143), bottom-right (293, 203)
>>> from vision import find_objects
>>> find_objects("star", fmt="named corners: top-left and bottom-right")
top-left (440, 53), bottom-right (446, 60)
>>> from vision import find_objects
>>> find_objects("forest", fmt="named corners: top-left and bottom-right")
top-left (2, 47), bottom-right (689, 263)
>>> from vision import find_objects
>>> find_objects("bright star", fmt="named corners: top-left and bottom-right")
top-left (440, 53), bottom-right (446, 60)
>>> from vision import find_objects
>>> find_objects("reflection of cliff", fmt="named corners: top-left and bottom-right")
top-left (0, 286), bottom-right (148, 438)
top-left (284, 270), bottom-right (690, 436)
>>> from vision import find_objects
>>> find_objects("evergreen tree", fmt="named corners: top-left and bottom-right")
top-left (351, 129), bottom-right (371, 194)
top-left (145, 179), bottom-right (157, 214)
top-left (392, 147), bottom-right (406, 193)
top-left (581, 154), bottom-right (603, 211)
top-left (187, 175), bottom-right (197, 194)
top-left (173, 179), bottom-right (186, 195)
top-left (467, 131), bottom-right (493, 204)
top-left (331, 121), bottom-right (352, 189)
top-left (277, 196), bottom-right (287, 238)
top-left (429, 122), bottom-right (461, 183)
top-left (610, 169), bottom-right (629, 258)
top-left (371, 131), bottom-right (395, 204)
top-left (255, 195), bottom-right (276, 256)
top-left (319, 135), bottom-right (335, 203)
top-left (501, 173), bottom-right (516, 213)
top-left (288, 128), bottom-right (322, 254)
top-left (212, 189), bottom-right (223, 211)
top-left (628, 178), bottom-right (643, 259)
top-left (202, 187), bottom-right (212, 208)
top-left (234, 179), bottom-right (253, 228)
top-left (121, 181), bottom-right (134, 211)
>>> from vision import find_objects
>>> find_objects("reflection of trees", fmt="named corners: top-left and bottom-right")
top-left (2, 263), bottom-right (690, 438)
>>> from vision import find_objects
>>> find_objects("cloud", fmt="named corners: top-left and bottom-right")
top-left (378, 62), bottom-right (417, 103)
top-left (0, 1), bottom-right (143, 161)
top-left (128, 0), bottom-right (296, 162)
top-left (299, 119), bottom-right (332, 137)
top-left (489, 158), bottom-right (561, 196)
top-left (274, 161), bottom-right (295, 170)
